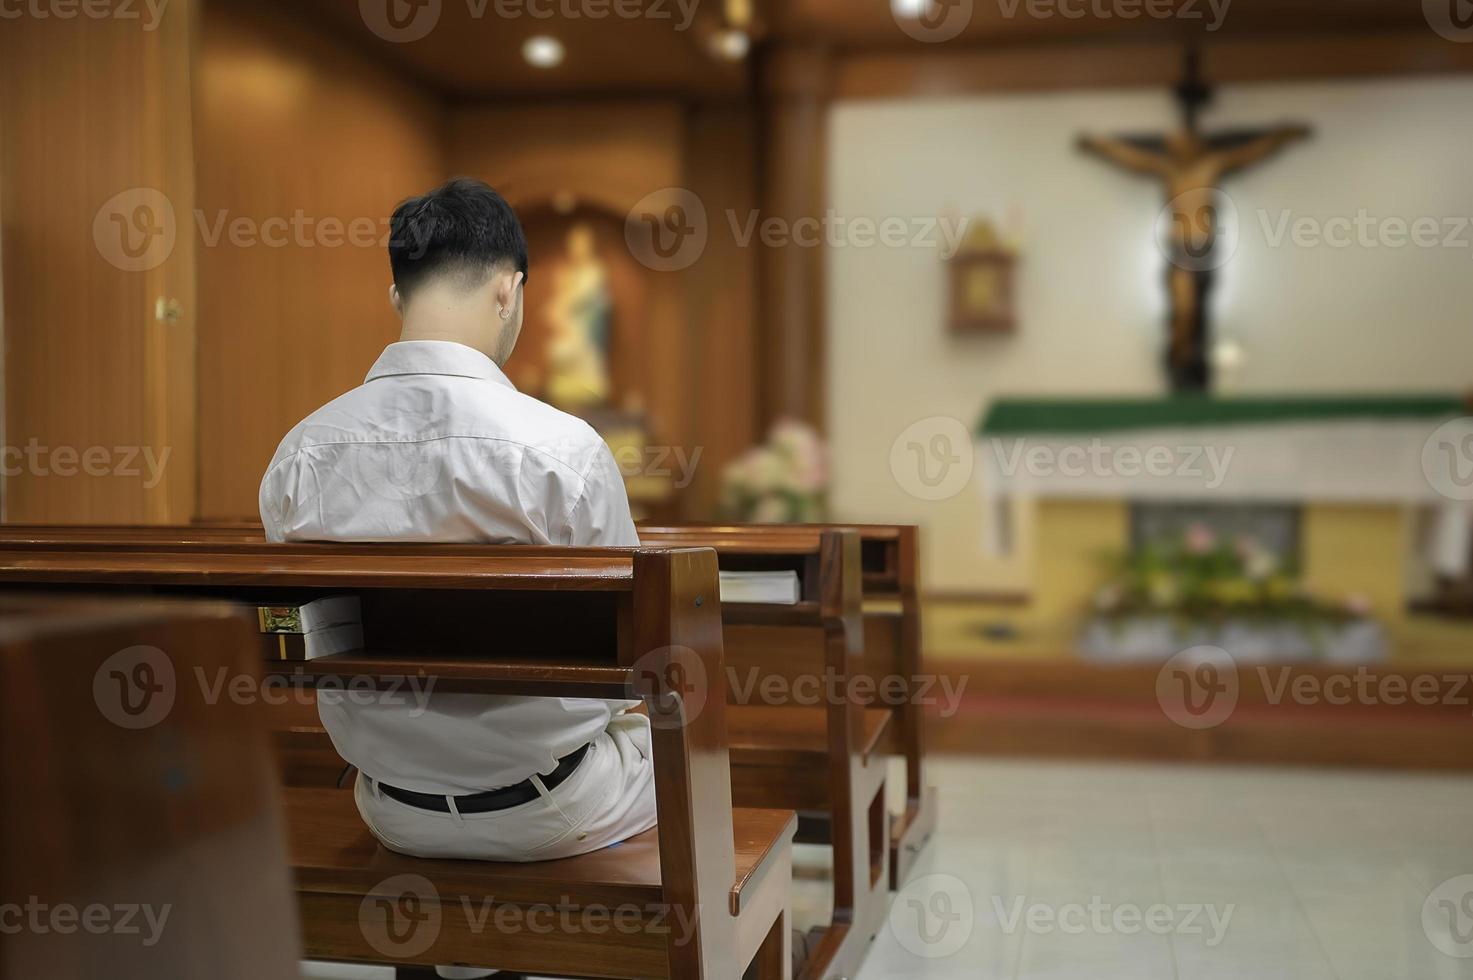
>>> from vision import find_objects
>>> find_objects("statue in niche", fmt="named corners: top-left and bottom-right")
top-left (1078, 49), bottom-right (1310, 392)
top-left (543, 222), bottom-right (612, 410)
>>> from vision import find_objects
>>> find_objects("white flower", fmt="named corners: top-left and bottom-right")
top-left (751, 495), bottom-right (791, 524)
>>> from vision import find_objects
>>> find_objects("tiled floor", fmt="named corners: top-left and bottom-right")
top-left (304, 758), bottom-right (1473, 979)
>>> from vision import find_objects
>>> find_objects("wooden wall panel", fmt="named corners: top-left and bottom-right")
top-left (447, 104), bottom-right (685, 218)
top-left (0, 4), bottom-right (197, 523)
top-left (683, 104), bottom-right (760, 517)
top-left (194, 0), bottom-right (445, 519)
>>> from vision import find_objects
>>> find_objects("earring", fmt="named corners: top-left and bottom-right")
top-left (499, 308), bottom-right (512, 320)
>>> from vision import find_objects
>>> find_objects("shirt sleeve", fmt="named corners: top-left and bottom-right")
top-left (565, 442), bottom-right (640, 547)
top-left (258, 466), bottom-right (286, 543)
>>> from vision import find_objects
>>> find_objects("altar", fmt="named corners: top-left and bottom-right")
top-left (975, 395), bottom-right (1473, 662)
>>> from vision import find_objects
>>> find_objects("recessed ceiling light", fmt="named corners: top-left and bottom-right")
top-left (708, 28), bottom-right (750, 62)
top-left (522, 36), bottom-right (565, 69)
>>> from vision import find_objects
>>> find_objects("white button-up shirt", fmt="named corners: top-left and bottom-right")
top-left (259, 340), bottom-right (639, 794)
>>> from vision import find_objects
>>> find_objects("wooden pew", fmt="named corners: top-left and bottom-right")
top-left (633, 527), bottom-right (884, 980)
top-left (0, 543), bottom-right (796, 980)
top-left (0, 521), bottom-right (937, 887)
top-left (639, 524), bottom-right (937, 890)
top-left (0, 593), bottom-right (301, 980)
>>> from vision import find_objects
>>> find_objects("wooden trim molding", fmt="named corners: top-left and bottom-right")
top-left (834, 31), bottom-right (1473, 101)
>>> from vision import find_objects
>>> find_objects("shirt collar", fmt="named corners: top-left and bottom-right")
top-left (365, 341), bottom-right (516, 390)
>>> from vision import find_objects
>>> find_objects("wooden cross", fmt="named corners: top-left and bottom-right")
top-left (1079, 49), bottom-right (1310, 392)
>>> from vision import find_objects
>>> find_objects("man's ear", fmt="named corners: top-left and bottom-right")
top-left (500, 271), bottom-right (525, 310)
top-left (389, 283), bottom-right (405, 317)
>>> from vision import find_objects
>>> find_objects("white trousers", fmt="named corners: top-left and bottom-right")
top-left (354, 711), bottom-right (658, 863)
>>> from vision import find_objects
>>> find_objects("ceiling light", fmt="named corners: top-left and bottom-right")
top-left (891, 0), bottom-right (930, 17)
top-left (709, 28), bottom-right (750, 62)
top-left (522, 36), bottom-right (565, 69)
top-left (725, 0), bottom-right (753, 28)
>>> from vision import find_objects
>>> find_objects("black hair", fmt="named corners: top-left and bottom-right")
top-left (388, 178), bottom-right (529, 300)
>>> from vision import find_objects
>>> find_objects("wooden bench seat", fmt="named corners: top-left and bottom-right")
top-left (288, 788), bottom-right (796, 918)
top-left (288, 788), bottom-right (797, 978)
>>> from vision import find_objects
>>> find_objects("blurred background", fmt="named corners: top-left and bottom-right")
top-left (3, 0), bottom-right (1473, 768)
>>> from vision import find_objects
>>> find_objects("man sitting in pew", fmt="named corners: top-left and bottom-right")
top-left (258, 179), bottom-right (655, 886)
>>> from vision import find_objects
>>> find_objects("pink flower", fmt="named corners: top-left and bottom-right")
top-left (1184, 522), bottom-right (1217, 555)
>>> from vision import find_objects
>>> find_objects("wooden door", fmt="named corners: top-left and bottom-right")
top-left (0, 0), bottom-right (198, 523)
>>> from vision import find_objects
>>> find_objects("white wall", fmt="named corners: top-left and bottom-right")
top-left (826, 76), bottom-right (1473, 593)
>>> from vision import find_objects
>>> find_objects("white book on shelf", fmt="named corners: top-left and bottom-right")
top-left (718, 571), bottom-right (801, 605)
top-left (260, 622), bottom-right (364, 662)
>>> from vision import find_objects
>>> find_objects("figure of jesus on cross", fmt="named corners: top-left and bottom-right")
top-left (1079, 50), bottom-right (1310, 392)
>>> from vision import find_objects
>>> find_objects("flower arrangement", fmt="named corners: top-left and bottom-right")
top-left (719, 419), bottom-right (828, 524)
top-left (1092, 522), bottom-right (1372, 628)
top-left (1083, 523), bottom-right (1384, 662)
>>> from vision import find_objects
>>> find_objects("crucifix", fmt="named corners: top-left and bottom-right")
top-left (1079, 49), bottom-right (1311, 392)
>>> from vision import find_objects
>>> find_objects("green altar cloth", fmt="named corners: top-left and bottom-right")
top-left (978, 395), bottom-right (1466, 438)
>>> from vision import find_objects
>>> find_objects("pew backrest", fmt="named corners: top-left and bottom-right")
top-left (0, 594), bottom-right (301, 980)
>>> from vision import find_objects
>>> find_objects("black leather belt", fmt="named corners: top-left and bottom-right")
top-left (375, 742), bottom-right (592, 814)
